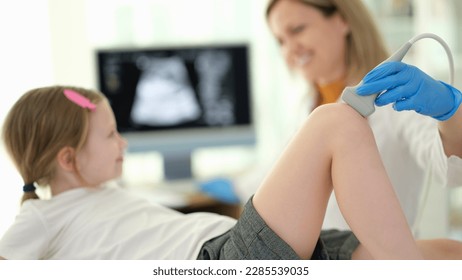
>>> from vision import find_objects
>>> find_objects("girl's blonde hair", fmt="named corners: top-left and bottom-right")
top-left (266, 0), bottom-right (389, 83)
top-left (2, 85), bottom-right (104, 204)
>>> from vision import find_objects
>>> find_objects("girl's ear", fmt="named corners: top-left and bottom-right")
top-left (56, 147), bottom-right (76, 172)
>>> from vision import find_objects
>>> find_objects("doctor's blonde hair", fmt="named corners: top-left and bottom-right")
top-left (266, 0), bottom-right (389, 83)
top-left (2, 86), bottom-right (104, 204)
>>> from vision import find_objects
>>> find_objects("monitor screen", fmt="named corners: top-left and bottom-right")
top-left (96, 44), bottom-right (255, 180)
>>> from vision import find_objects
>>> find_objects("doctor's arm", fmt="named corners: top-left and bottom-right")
top-left (439, 106), bottom-right (462, 157)
top-left (356, 61), bottom-right (462, 158)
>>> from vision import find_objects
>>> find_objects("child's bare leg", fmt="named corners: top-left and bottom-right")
top-left (253, 103), bottom-right (422, 259)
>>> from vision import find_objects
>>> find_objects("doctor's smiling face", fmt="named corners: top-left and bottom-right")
top-left (267, 0), bottom-right (350, 85)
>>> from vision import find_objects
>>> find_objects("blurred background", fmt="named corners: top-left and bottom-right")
top-left (1, 0), bottom-right (462, 240)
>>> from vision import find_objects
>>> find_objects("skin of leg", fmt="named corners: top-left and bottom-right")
top-left (353, 239), bottom-right (462, 260)
top-left (253, 103), bottom-right (422, 259)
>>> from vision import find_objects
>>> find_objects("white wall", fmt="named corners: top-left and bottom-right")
top-left (0, 0), bottom-right (55, 237)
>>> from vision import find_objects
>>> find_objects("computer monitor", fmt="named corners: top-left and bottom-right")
top-left (96, 44), bottom-right (255, 180)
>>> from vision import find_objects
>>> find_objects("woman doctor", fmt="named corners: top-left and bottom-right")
top-left (201, 0), bottom-right (462, 235)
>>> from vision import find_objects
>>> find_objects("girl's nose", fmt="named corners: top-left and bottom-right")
top-left (118, 133), bottom-right (128, 149)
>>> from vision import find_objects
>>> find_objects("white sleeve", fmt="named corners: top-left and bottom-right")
top-left (0, 202), bottom-right (49, 259)
top-left (391, 109), bottom-right (462, 188)
top-left (447, 155), bottom-right (462, 187)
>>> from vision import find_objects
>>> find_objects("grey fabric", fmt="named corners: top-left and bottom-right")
top-left (197, 198), bottom-right (331, 260)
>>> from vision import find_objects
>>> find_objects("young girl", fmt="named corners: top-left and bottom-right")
top-left (0, 85), bottom-right (423, 260)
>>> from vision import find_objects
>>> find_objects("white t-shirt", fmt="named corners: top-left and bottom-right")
top-left (0, 186), bottom-right (236, 260)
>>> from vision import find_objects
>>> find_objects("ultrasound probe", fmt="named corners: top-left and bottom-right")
top-left (341, 33), bottom-right (454, 117)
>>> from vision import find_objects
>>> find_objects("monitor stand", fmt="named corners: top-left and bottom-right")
top-left (162, 150), bottom-right (193, 180)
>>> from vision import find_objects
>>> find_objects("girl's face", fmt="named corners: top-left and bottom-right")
top-left (76, 100), bottom-right (127, 187)
top-left (268, 0), bottom-right (350, 85)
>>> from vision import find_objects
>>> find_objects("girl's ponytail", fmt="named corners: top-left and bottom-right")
top-left (21, 183), bottom-right (39, 205)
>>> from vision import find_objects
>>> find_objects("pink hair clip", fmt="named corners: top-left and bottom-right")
top-left (63, 89), bottom-right (96, 111)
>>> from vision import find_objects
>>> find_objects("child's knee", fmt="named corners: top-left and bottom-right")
top-left (311, 103), bottom-right (366, 125)
top-left (308, 103), bottom-right (370, 138)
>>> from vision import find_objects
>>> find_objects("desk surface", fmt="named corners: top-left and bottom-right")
top-left (124, 180), bottom-right (242, 219)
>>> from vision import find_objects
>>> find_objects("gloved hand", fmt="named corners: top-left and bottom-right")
top-left (199, 178), bottom-right (240, 204)
top-left (356, 61), bottom-right (462, 121)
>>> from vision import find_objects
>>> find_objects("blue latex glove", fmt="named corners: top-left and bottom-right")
top-left (356, 61), bottom-right (462, 121)
top-left (199, 178), bottom-right (240, 204)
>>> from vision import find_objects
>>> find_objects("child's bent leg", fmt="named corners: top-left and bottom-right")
top-left (252, 103), bottom-right (422, 259)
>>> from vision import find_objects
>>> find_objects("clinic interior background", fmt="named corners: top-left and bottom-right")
top-left (1, 0), bottom-right (462, 239)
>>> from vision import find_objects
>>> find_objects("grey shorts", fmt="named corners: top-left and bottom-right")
top-left (197, 198), bottom-right (359, 260)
